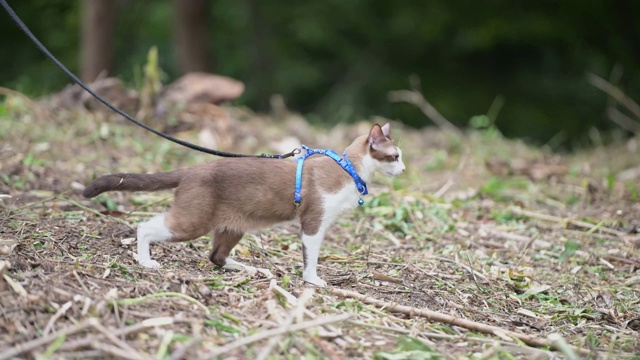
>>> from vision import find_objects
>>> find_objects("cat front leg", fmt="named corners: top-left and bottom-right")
top-left (301, 231), bottom-right (327, 287)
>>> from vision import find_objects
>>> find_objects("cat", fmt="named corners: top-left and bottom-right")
top-left (83, 123), bottom-right (405, 287)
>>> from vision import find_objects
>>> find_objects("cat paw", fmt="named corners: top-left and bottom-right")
top-left (303, 274), bottom-right (327, 287)
top-left (139, 259), bottom-right (161, 269)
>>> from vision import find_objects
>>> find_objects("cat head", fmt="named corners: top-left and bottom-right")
top-left (364, 123), bottom-right (406, 177)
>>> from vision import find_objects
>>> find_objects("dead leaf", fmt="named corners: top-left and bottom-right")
top-left (522, 285), bottom-right (551, 297)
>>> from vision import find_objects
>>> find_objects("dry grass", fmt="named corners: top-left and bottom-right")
top-left (1, 92), bottom-right (639, 359)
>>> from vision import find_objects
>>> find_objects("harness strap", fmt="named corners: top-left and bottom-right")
top-left (294, 145), bottom-right (368, 207)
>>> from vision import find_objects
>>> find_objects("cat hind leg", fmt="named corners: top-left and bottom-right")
top-left (209, 230), bottom-right (256, 275)
top-left (136, 214), bottom-right (174, 268)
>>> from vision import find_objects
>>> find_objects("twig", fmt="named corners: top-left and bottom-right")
top-left (429, 256), bottom-right (487, 280)
top-left (388, 89), bottom-right (462, 136)
top-left (7, 190), bottom-right (72, 214)
top-left (514, 233), bottom-right (537, 269)
top-left (464, 254), bottom-right (486, 294)
top-left (3, 273), bottom-right (28, 297)
top-left (130, 195), bottom-right (173, 212)
top-left (587, 73), bottom-right (640, 120)
top-left (90, 342), bottom-right (148, 360)
top-left (410, 264), bottom-right (456, 289)
top-left (155, 330), bottom-right (174, 360)
top-left (72, 270), bottom-right (91, 294)
top-left (331, 288), bottom-right (592, 356)
top-left (310, 336), bottom-right (344, 360)
top-left (271, 282), bottom-right (343, 338)
top-left (169, 337), bottom-right (203, 360)
top-left (205, 313), bottom-right (353, 358)
top-left (0, 318), bottom-right (96, 360)
top-left (606, 107), bottom-right (640, 133)
top-left (348, 319), bottom-right (553, 358)
top-left (90, 321), bottom-right (150, 360)
top-left (256, 286), bottom-right (315, 360)
top-left (38, 334), bottom-right (67, 360)
top-left (49, 350), bottom-right (104, 359)
top-left (115, 292), bottom-right (210, 315)
top-left (43, 301), bottom-right (73, 336)
top-left (58, 317), bottom-right (176, 351)
top-left (434, 147), bottom-right (470, 198)
top-left (64, 197), bottom-right (134, 229)
top-left (510, 207), bottom-right (628, 237)
top-left (548, 334), bottom-right (580, 360)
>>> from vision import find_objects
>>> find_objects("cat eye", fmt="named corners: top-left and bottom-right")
top-left (386, 154), bottom-right (399, 162)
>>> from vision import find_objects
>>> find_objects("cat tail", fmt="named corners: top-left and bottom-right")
top-left (82, 170), bottom-right (186, 198)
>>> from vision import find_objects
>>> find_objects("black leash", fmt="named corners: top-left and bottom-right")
top-left (0, 0), bottom-right (298, 159)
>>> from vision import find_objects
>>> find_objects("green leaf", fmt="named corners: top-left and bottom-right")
top-left (204, 318), bottom-right (240, 334)
top-left (559, 240), bottom-right (580, 264)
top-left (469, 114), bottom-right (491, 129)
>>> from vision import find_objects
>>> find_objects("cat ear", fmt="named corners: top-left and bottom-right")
top-left (368, 124), bottom-right (385, 148)
top-left (381, 123), bottom-right (391, 138)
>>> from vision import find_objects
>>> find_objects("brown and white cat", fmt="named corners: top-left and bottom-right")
top-left (83, 123), bottom-right (405, 286)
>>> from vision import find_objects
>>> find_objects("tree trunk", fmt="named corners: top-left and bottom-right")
top-left (247, 0), bottom-right (274, 110)
top-left (80, 0), bottom-right (116, 82)
top-left (172, 0), bottom-right (211, 73)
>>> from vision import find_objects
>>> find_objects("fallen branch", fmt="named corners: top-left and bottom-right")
top-left (331, 288), bottom-right (592, 356)
top-left (205, 313), bottom-right (353, 358)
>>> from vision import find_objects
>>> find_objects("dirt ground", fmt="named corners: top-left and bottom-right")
top-left (1, 94), bottom-right (639, 359)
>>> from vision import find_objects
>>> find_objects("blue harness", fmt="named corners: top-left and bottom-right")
top-left (294, 145), bottom-right (368, 207)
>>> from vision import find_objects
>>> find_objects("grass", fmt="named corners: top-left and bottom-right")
top-left (0, 91), bottom-right (639, 359)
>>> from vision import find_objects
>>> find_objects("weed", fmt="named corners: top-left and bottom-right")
top-left (204, 318), bottom-right (241, 334)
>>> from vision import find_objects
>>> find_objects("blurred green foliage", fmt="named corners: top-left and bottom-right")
top-left (1, 0), bottom-right (639, 146)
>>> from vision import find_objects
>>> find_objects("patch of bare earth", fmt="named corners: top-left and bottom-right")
top-left (1, 90), bottom-right (639, 359)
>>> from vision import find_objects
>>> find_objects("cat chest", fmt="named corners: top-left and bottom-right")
top-left (321, 183), bottom-right (360, 217)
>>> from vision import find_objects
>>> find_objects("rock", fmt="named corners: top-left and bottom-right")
top-left (159, 72), bottom-right (245, 108)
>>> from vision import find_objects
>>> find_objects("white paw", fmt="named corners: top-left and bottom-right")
top-left (139, 260), bottom-right (161, 269)
top-left (303, 274), bottom-right (327, 287)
